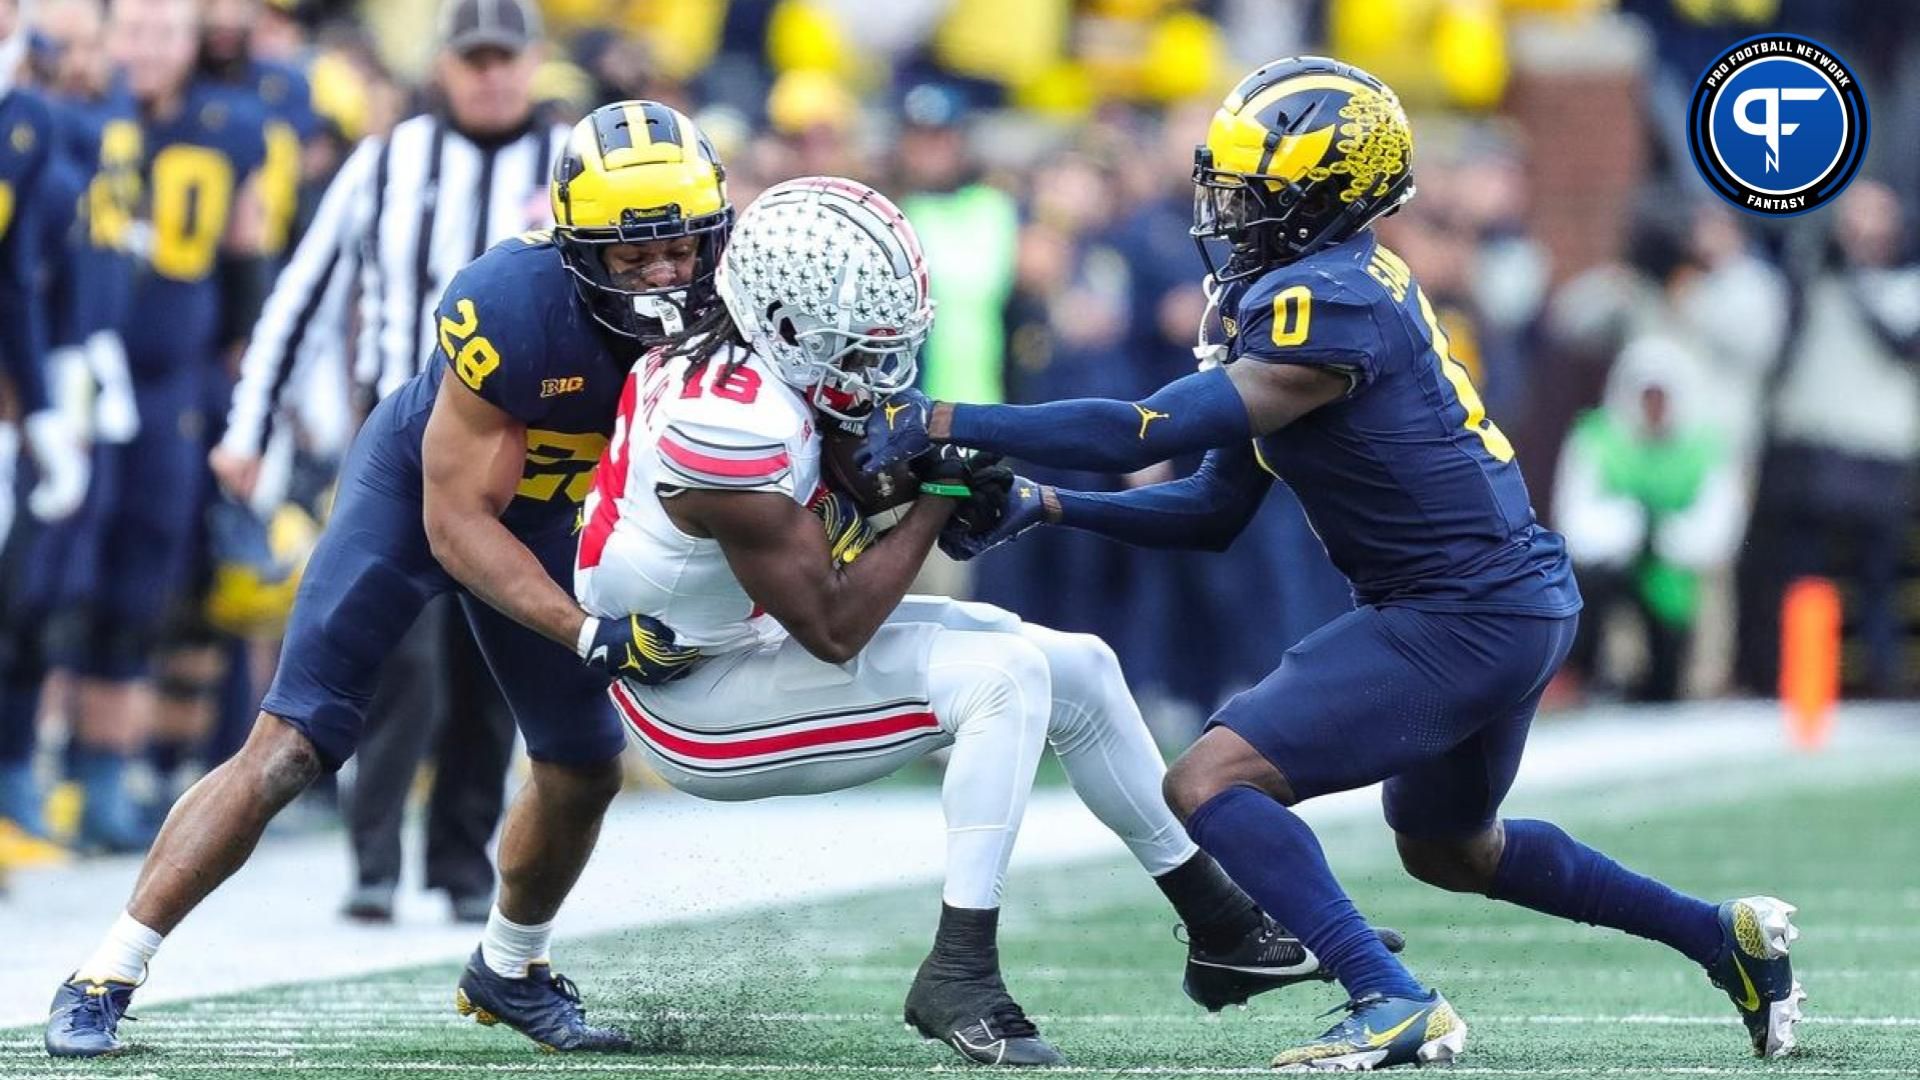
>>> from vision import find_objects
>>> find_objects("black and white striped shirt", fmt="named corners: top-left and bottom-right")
top-left (222, 112), bottom-right (567, 456)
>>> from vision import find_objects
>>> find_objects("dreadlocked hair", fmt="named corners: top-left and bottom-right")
top-left (671, 301), bottom-right (752, 384)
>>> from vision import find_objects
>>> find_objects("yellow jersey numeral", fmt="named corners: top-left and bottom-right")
top-left (437, 297), bottom-right (502, 391)
top-left (1269, 284), bottom-right (1313, 347)
top-left (149, 144), bottom-right (235, 280)
top-left (519, 429), bottom-right (608, 503)
top-left (1417, 287), bottom-right (1513, 462)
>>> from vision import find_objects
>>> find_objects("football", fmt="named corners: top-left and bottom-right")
top-left (820, 422), bottom-right (920, 515)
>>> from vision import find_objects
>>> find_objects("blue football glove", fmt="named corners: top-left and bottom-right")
top-left (939, 474), bottom-right (1048, 562)
top-left (578, 613), bottom-right (701, 684)
top-left (856, 388), bottom-right (934, 473)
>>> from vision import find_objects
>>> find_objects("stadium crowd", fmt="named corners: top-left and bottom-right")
top-left (1, 0), bottom-right (1916, 903)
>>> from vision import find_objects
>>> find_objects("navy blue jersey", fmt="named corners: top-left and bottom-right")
top-left (44, 88), bottom-right (142, 350)
top-left (1226, 231), bottom-right (1579, 616)
top-left (239, 58), bottom-right (314, 255)
top-left (368, 232), bottom-right (640, 537)
top-left (0, 88), bottom-right (60, 411)
top-left (124, 80), bottom-right (268, 374)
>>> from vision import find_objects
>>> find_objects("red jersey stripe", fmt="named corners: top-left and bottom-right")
top-left (611, 683), bottom-right (937, 762)
top-left (659, 435), bottom-right (790, 479)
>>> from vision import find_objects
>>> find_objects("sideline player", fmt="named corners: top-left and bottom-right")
top-left (576, 176), bottom-right (1401, 1067)
top-left (47, 0), bottom-right (270, 853)
top-left (0, 0), bottom-right (93, 861)
top-left (861, 58), bottom-right (1802, 1071)
top-left (45, 101), bottom-right (717, 1057)
top-left (1, 0), bottom-right (140, 854)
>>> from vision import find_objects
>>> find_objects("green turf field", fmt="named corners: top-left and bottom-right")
top-left (7, 754), bottom-right (1916, 1079)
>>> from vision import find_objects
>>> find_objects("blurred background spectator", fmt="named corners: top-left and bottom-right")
top-left (2, 0), bottom-right (1915, 888)
top-left (1555, 337), bottom-right (1743, 702)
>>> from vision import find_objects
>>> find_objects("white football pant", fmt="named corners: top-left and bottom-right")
top-left (612, 597), bottom-right (1195, 908)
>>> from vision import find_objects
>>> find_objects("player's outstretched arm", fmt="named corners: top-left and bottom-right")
top-left (1051, 442), bottom-right (1275, 552)
top-left (421, 374), bottom-right (593, 649)
top-left (670, 488), bottom-right (958, 664)
top-left (948, 442), bottom-right (1273, 562)
top-left (865, 363), bottom-right (1347, 477)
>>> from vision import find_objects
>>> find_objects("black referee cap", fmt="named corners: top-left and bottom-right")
top-left (439, 0), bottom-right (542, 55)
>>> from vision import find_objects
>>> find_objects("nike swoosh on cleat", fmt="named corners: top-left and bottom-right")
top-left (1188, 958), bottom-right (1318, 976)
top-left (1731, 954), bottom-right (1762, 1012)
top-left (1363, 1009), bottom-right (1428, 1048)
top-left (952, 1024), bottom-right (1007, 1065)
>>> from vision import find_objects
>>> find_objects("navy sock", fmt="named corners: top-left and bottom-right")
top-left (0, 676), bottom-right (40, 763)
top-left (1491, 818), bottom-right (1722, 966)
top-left (1187, 786), bottom-right (1425, 1001)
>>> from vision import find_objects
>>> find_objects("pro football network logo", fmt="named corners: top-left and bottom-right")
top-left (1687, 34), bottom-right (1868, 216)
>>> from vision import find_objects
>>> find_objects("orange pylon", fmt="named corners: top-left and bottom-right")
top-left (1779, 576), bottom-right (1840, 751)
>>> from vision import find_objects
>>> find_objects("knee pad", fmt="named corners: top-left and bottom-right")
top-left (1025, 626), bottom-right (1123, 702)
top-left (931, 630), bottom-right (1052, 742)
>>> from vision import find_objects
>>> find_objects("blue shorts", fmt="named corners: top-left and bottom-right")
top-left (1210, 604), bottom-right (1578, 838)
top-left (260, 402), bottom-right (624, 772)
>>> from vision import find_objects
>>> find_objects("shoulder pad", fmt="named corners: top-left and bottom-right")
top-left (1232, 261), bottom-right (1384, 390)
top-left (656, 352), bottom-right (807, 493)
top-left (657, 417), bottom-right (798, 493)
top-left (661, 353), bottom-right (807, 443)
top-left (435, 248), bottom-right (556, 414)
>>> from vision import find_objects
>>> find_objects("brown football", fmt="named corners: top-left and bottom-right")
top-left (820, 424), bottom-right (919, 515)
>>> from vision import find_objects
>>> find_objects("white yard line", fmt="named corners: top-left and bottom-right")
top-left (1, 702), bottom-right (1914, 1028)
top-left (16, 1010), bottom-right (1913, 1038)
top-left (6, 1064), bottom-right (1919, 1077)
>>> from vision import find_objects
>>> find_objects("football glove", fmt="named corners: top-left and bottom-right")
top-left (577, 613), bottom-right (700, 684)
top-left (939, 474), bottom-right (1047, 562)
top-left (23, 410), bottom-right (88, 522)
top-left (809, 487), bottom-right (877, 565)
top-left (856, 388), bottom-right (934, 473)
top-left (944, 452), bottom-right (1012, 528)
top-left (914, 443), bottom-right (1010, 500)
top-left (87, 332), bottom-right (140, 444)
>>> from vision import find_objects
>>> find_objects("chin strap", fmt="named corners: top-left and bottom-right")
top-left (1193, 274), bottom-right (1230, 370)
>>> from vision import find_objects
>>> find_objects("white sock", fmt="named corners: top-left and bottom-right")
top-left (481, 907), bottom-right (553, 979)
top-left (77, 912), bottom-right (163, 984)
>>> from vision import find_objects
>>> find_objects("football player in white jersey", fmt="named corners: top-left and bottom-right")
top-left (574, 177), bottom-right (1403, 1066)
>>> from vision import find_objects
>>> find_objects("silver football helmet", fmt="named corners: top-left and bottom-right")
top-left (714, 176), bottom-right (933, 420)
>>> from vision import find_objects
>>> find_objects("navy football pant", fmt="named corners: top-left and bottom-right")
top-left (64, 367), bottom-right (206, 680)
top-left (261, 406), bottom-right (624, 772)
top-left (1211, 604), bottom-right (1577, 836)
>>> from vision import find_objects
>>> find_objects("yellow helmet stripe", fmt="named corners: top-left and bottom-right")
top-left (624, 103), bottom-right (651, 148)
top-left (1238, 73), bottom-right (1373, 122)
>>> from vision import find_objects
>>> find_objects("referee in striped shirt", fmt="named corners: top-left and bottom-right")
top-left (212, 0), bottom-right (566, 924)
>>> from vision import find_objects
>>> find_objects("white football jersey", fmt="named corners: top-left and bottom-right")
top-left (575, 344), bottom-right (824, 652)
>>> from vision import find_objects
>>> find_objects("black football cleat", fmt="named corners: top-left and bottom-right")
top-left (903, 964), bottom-right (1065, 1067)
top-left (45, 976), bottom-right (137, 1058)
top-left (454, 948), bottom-right (632, 1052)
top-left (1183, 915), bottom-right (1408, 1012)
